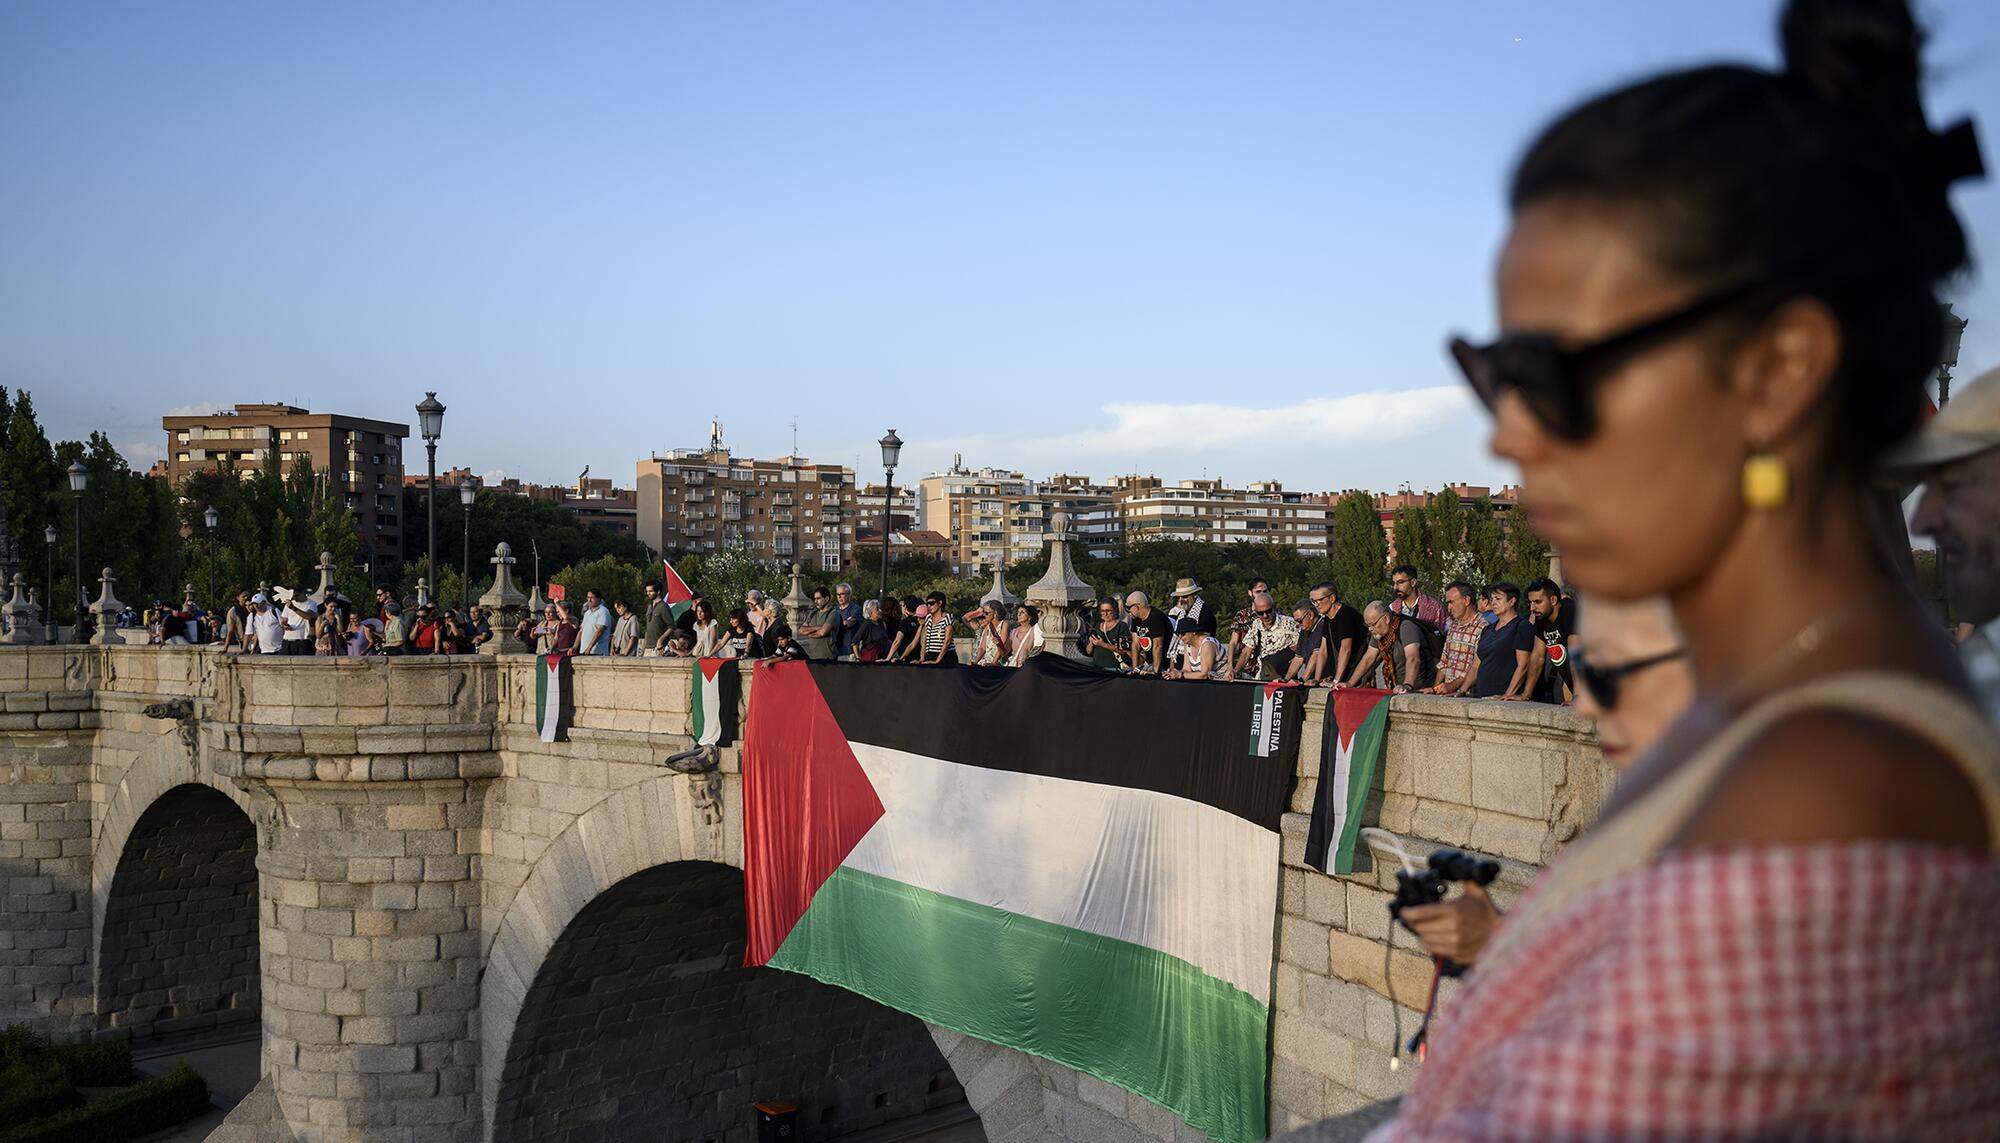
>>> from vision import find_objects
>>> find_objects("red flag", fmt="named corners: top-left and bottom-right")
top-left (662, 559), bottom-right (695, 620)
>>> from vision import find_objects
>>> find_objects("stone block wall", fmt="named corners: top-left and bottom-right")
top-left (96, 782), bottom-right (259, 1042)
top-left (493, 860), bottom-right (955, 1143)
top-left (1266, 692), bottom-right (1608, 1131)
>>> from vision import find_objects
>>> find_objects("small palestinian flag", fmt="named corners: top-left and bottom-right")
top-left (691, 657), bottom-right (740, 746)
top-left (1303, 687), bottom-right (1391, 875)
top-left (535, 653), bottom-right (574, 743)
top-left (662, 558), bottom-right (696, 622)
top-left (1246, 681), bottom-right (1300, 757)
top-left (742, 656), bottom-right (1300, 1143)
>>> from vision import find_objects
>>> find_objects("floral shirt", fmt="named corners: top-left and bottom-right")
top-left (1441, 612), bottom-right (1487, 688)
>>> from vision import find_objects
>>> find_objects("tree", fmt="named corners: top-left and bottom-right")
top-left (1423, 488), bottom-right (1467, 589)
top-left (1330, 492), bottom-right (1387, 606)
top-left (403, 486), bottom-right (651, 595)
top-left (1390, 507), bottom-right (1435, 596)
top-left (1505, 509), bottom-right (1553, 584)
top-left (551, 556), bottom-right (647, 615)
top-left (1463, 496), bottom-right (1506, 585)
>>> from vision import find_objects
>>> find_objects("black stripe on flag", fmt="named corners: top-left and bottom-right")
top-left (805, 656), bottom-right (1299, 829)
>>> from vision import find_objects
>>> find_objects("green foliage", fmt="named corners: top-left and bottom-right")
top-left (1463, 496), bottom-right (1506, 585)
top-left (1329, 491), bottom-right (1388, 605)
top-left (665, 537), bottom-right (787, 614)
top-left (402, 486), bottom-right (651, 596)
top-left (1422, 488), bottom-right (1467, 589)
top-left (1505, 509), bottom-right (1553, 583)
top-left (550, 556), bottom-right (647, 613)
top-left (179, 453), bottom-right (366, 608)
top-left (49, 1042), bottom-right (133, 1087)
top-left (0, 1053), bottom-right (80, 1129)
top-left (0, 1064), bottom-right (208, 1143)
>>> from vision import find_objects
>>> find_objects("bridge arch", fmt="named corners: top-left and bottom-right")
top-left (94, 781), bottom-right (260, 1043)
top-left (481, 774), bottom-right (1020, 1142)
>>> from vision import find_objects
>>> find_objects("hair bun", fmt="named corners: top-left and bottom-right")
top-left (1782, 0), bottom-right (1925, 129)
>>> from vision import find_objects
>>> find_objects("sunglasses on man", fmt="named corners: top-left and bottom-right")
top-left (1449, 281), bottom-right (1771, 441)
top-left (1569, 646), bottom-right (1685, 711)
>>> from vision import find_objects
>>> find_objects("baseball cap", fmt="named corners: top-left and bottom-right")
top-left (1882, 364), bottom-right (2000, 473)
top-left (251, 593), bottom-right (267, 604)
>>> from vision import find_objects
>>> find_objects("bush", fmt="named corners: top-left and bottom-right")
top-left (51, 1041), bottom-right (133, 1086)
top-left (0, 1025), bottom-right (48, 1061)
top-left (0, 1055), bottom-right (82, 1129)
top-left (0, 1065), bottom-right (208, 1143)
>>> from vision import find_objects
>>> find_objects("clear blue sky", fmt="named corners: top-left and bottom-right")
top-left (4, 1), bottom-right (1997, 495)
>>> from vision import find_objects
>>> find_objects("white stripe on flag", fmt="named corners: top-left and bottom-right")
top-left (843, 742), bottom-right (1278, 1002)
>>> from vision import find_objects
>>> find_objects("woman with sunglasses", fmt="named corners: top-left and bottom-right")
top-left (1401, 594), bottom-right (1694, 968)
top-left (1376, 1), bottom-right (2000, 1137)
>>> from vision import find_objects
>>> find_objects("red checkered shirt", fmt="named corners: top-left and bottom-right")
top-left (1384, 843), bottom-right (2000, 1141)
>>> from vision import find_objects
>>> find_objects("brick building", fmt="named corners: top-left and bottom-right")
top-left (162, 403), bottom-right (408, 562)
top-left (634, 425), bottom-right (860, 569)
top-left (917, 461), bottom-right (1115, 573)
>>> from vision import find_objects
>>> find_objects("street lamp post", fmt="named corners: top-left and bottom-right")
top-left (43, 526), bottom-right (56, 644)
top-left (203, 505), bottom-right (219, 628)
top-left (876, 429), bottom-right (902, 603)
top-left (459, 478), bottom-right (476, 611)
top-left (68, 462), bottom-right (87, 643)
top-left (416, 392), bottom-right (446, 594)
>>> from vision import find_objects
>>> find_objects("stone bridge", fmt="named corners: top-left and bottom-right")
top-left (0, 646), bottom-right (1607, 1143)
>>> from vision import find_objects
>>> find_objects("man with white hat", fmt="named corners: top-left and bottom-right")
top-left (247, 593), bottom-right (285, 655)
top-left (1166, 577), bottom-right (1216, 672)
top-left (1891, 364), bottom-right (2000, 723)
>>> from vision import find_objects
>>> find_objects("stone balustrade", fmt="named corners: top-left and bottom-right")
top-left (0, 644), bottom-right (1606, 1142)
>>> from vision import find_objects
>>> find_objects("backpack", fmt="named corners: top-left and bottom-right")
top-left (1399, 611), bottom-right (1446, 665)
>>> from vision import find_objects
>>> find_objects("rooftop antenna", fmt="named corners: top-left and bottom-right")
top-left (790, 417), bottom-right (799, 458)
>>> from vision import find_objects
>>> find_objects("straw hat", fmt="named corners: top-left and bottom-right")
top-left (1170, 578), bottom-right (1203, 597)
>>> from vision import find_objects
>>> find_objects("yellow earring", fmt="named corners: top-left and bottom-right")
top-left (1742, 452), bottom-right (1788, 510)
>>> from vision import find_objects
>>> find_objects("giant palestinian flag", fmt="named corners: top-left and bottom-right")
top-left (535, 653), bottom-right (574, 743)
top-left (1303, 688), bottom-right (1391, 875)
top-left (662, 558), bottom-right (696, 621)
top-left (691, 657), bottom-right (740, 746)
top-left (743, 657), bottom-right (1301, 1143)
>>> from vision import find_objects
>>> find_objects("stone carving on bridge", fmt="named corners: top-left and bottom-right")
top-left (1025, 510), bottom-right (1092, 661)
top-left (311, 550), bottom-right (338, 605)
top-left (88, 567), bottom-right (125, 645)
top-left (1, 572), bottom-right (41, 644)
top-left (779, 561), bottom-right (809, 627)
top-left (979, 565), bottom-right (1020, 611)
top-left (479, 542), bottom-right (531, 654)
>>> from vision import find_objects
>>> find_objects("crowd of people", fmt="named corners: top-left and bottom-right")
top-left (118, 564), bottom-right (1594, 706)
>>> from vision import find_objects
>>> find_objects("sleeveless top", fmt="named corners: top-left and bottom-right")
top-left (1384, 672), bottom-right (2000, 1141)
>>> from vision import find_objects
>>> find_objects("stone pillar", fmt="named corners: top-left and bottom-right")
top-left (313, 551), bottom-right (339, 606)
top-left (1, 572), bottom-right (40, 644)
top-left (477, 543), bottom-right (530, 655)
top-left (216, 664), bottom-right (497, 1143)
top-left (979, 567), bottom-right (1020, 611)
top-left (415, 578), bottom-right (431, 609)
top-left (88, 568), bottom-right (126, 646)
top-left (779, 562), bottom-right (809, 628)
top-left (1024, 512), bottom-right (1093, 661)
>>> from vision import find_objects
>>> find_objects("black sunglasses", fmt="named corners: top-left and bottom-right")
top-left (1570, 646), bottom-right (1685, 710)
top-left (1449, 281), bottom-right (1767, 441)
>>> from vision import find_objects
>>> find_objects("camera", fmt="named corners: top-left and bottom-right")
top-left (1387, 848), bottom-right (1500, 978)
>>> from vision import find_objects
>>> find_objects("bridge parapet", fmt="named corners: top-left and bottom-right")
top-left (0, 645), bottom-right (1603, 1142)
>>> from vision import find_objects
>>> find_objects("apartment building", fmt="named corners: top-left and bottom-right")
top-left (1111, 476), bottom-right (1330, 555)
top-left (917, 462), bottom-right (1115, 573)
top-left (162, 403), bottom-right (407, 561)
top-left (635, 428), bottom-right (860, 569)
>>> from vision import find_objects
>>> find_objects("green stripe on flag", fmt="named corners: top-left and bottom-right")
top-left (770, 866), bottom-right (1269, 1143)
top-left (1330, 699), bottom-right (1389, 875)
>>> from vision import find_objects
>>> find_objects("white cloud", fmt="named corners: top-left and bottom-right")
top-left (162, 403), bottom-right (224, 417)
top-left (1088, 387), bottom-right (1470, 451)
top-left (121, 440), bottom-right (166, 469)
top-left (916, 385), bottom-right (1496, 492)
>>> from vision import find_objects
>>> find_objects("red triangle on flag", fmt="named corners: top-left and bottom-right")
top-left (663, 559), bottom-right (695, 607)
top-left (1332, 687), bottom-right (1390, 752)
top-left (742, 661), bottom-right (886, 966)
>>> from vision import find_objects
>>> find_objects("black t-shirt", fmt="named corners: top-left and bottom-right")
top-left (1290, 621), bottom-right (1324, 676)
top-left (1129, 610), bottom-right (1174, 672)
top-left (1476, 615), bottom-right (1536, 698)
top-left (1531, 597), bottom-right (1579, 702)
top-left (1321, 605), bottom-right (1368, 679)
top-left (675, 605), bottom-right (700, 636)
